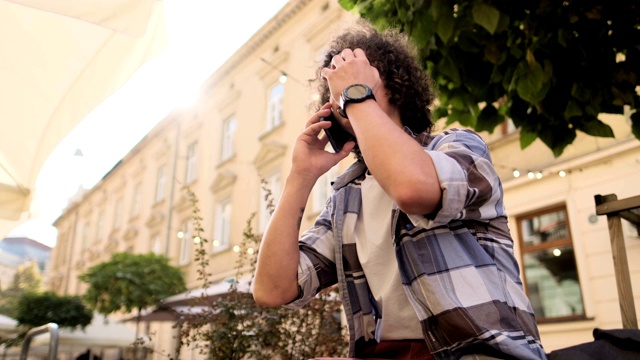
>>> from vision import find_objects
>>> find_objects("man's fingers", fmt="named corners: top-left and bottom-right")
top-left (305, 104), bottom-right (332, 127)
top-left (341, 48), bottom-right (355, 60)
top-left (353, 48), bottom-right (366, 59)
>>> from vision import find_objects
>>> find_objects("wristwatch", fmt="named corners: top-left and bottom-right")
top-left (338, 84), bottom-right (376, 119)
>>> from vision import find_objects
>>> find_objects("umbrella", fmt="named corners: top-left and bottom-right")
top-left (0, 0), bottom-right (167, 230)
top-left (122, 305), bottom-right (212, 323)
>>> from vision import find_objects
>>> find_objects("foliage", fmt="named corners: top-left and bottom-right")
top-left (0, 261), bottom-right (42, 318)
top-left (166, 185), bottom-right (347, 360)
top-left (79, 252), bottom-right (186, 338)
top-left (15, 292), bottom-right (93, 330)
top-left (339, 0), bottom-right (640, 156)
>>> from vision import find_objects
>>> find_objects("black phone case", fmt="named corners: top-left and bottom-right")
top-left (322, 112), bottom-right (354, 152)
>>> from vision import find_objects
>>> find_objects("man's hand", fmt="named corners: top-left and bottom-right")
top-left (290, 103), bottom-right (355, 183)
top-left (321, 48), bottom-right (383, 108)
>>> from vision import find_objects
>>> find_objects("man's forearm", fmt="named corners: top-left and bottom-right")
top-left (253, 173), bottom-right (316, 306)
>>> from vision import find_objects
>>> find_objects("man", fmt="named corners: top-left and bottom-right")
top-left (253, 21), bottom-right (546, 360)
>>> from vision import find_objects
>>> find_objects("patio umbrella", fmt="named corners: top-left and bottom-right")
top-left (0, 0), bottom-right (167, 230)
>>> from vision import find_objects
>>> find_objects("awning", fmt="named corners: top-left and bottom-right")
top-left (0, 0), bottom-right (167, 231)
top-left (161, 277), bottom-right (252, 307)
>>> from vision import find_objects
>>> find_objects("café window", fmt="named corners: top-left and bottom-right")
top-left (517, 205), bottom-right (585, 322)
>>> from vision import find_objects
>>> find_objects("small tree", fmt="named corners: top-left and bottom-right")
top-left (0, 261), bottom-right (42, 318)
top-left (15, 292), bottom-right (93, 330)
top-left (79, 252), bottom-right (186, 339)
top-left (174, 184), bottom-right (347, 359)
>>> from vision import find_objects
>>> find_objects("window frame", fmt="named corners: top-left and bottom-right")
top-left (516, 204), bottom-right (586, 323)
top-left (213, 198), bottom-right (232, 253)
top-left (155, 165), bottom-right (166, 203)
top-left (221, 115), bottom-right (237, 161)
top-left (185, 141), bottom-right (198, 184)
top-left (131, 182), bottom-right (142, 218)
top-left (266, 82), bottom-right (284, 130)
top-left (178, 220), bottom-right (192, 266)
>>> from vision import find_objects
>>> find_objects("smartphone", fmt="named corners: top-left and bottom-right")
top-left (321, 112), bottom-right (355, 152)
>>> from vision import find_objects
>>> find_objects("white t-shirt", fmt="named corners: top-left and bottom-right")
top-left (353, 172), bottom-right (423, 340)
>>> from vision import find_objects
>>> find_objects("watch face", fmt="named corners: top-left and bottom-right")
top-left (345, 84), bottom-right (369, 99)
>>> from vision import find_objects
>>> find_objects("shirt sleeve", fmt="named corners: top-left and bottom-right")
top-left (284, 205), bottom-right (338, 309)
top-left (407, 129), bottom-right (505, 229)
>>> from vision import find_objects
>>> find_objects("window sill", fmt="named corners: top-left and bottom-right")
top-left (216, 154), bottom-right (236, 169)
top-left (258, 122), bottom-right (284, 140)
top-left (153, 199), bottom-right (166, 208)
top-left (210, 245), bottom-right (230, 256)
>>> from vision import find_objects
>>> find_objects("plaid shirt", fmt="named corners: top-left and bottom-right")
top-left (286, 128), bottom-right (546, 360)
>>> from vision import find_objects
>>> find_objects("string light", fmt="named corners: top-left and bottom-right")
top-left (260, 57), bottom-right (302, 84)
top-left (495, 162), bottom-right (579, 180)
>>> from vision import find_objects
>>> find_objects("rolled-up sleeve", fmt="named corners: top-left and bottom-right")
top-left (284, 206), bottom-right (338, 309)
top-left (408, 129), bottom-right (505, 229)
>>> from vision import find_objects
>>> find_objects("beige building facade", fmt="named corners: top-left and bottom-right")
top-left (48, 0), bottom-right (639, 357)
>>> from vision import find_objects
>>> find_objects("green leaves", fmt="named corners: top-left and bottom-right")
top-left (472, 3), bottom-right (500, 34)
top-left (341, 0), bottom-right (640, 157)
top-left (513, 55), bottom-right (552, 104)
top-left (80, 252), bottom-right (186, 316)
top-left (476, 104), bottom-right (504, 133)
top-left (16, 292), bottom-right (92, 330)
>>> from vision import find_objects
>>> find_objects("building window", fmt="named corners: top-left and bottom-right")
top-left (259, 173), bottom-right (282, 233)
top-left (213, 199), bottom-right (232, 252)
top-left (131, 182), bottom-right (142, 218)
top-left (113, 197), bottom-right (123, 229)
top-left (82, 222), bottom-right (90, 249)
top-left (178, 221), bottom-right (192, 266)
top-left (517, 205), bottom-right (585, 322)
top-left (96, 211), bottom-right (105, 242)
top-left (155, 166), bottom-right (166, 203)
top-left (221, 116), bottom-right (237, 162)
top-left (185, 142), bottom-right (198, 184)
top-left (312, 165), bottom-right (338, 213)
top-left (267, 82), bottom-right (284, 130)
top-left (151, 233), bottom-right (162, 255)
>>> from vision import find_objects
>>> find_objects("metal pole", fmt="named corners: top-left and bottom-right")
top-left (20, 323), bottom-right (59, 360)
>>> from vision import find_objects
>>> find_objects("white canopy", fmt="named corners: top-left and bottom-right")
top-left (0, 0), bottom-right (167, 234)
top-left (161, 276), bottom-right (252, 307)
top-left (31, 313), bottom-right (136, 348)
top-left (0, 313), bottom-right (17, 337)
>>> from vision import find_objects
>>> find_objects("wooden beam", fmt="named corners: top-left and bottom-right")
top-left (594, 193), bottom-right (639, 329)
top-left (595, 194), bottom-right (640, 217)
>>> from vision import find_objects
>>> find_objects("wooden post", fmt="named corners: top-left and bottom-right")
top-left (595, 194), bottom-right (639, 329)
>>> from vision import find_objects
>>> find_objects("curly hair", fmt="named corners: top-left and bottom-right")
top-left (313, 20), bottom-right (436, 134)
